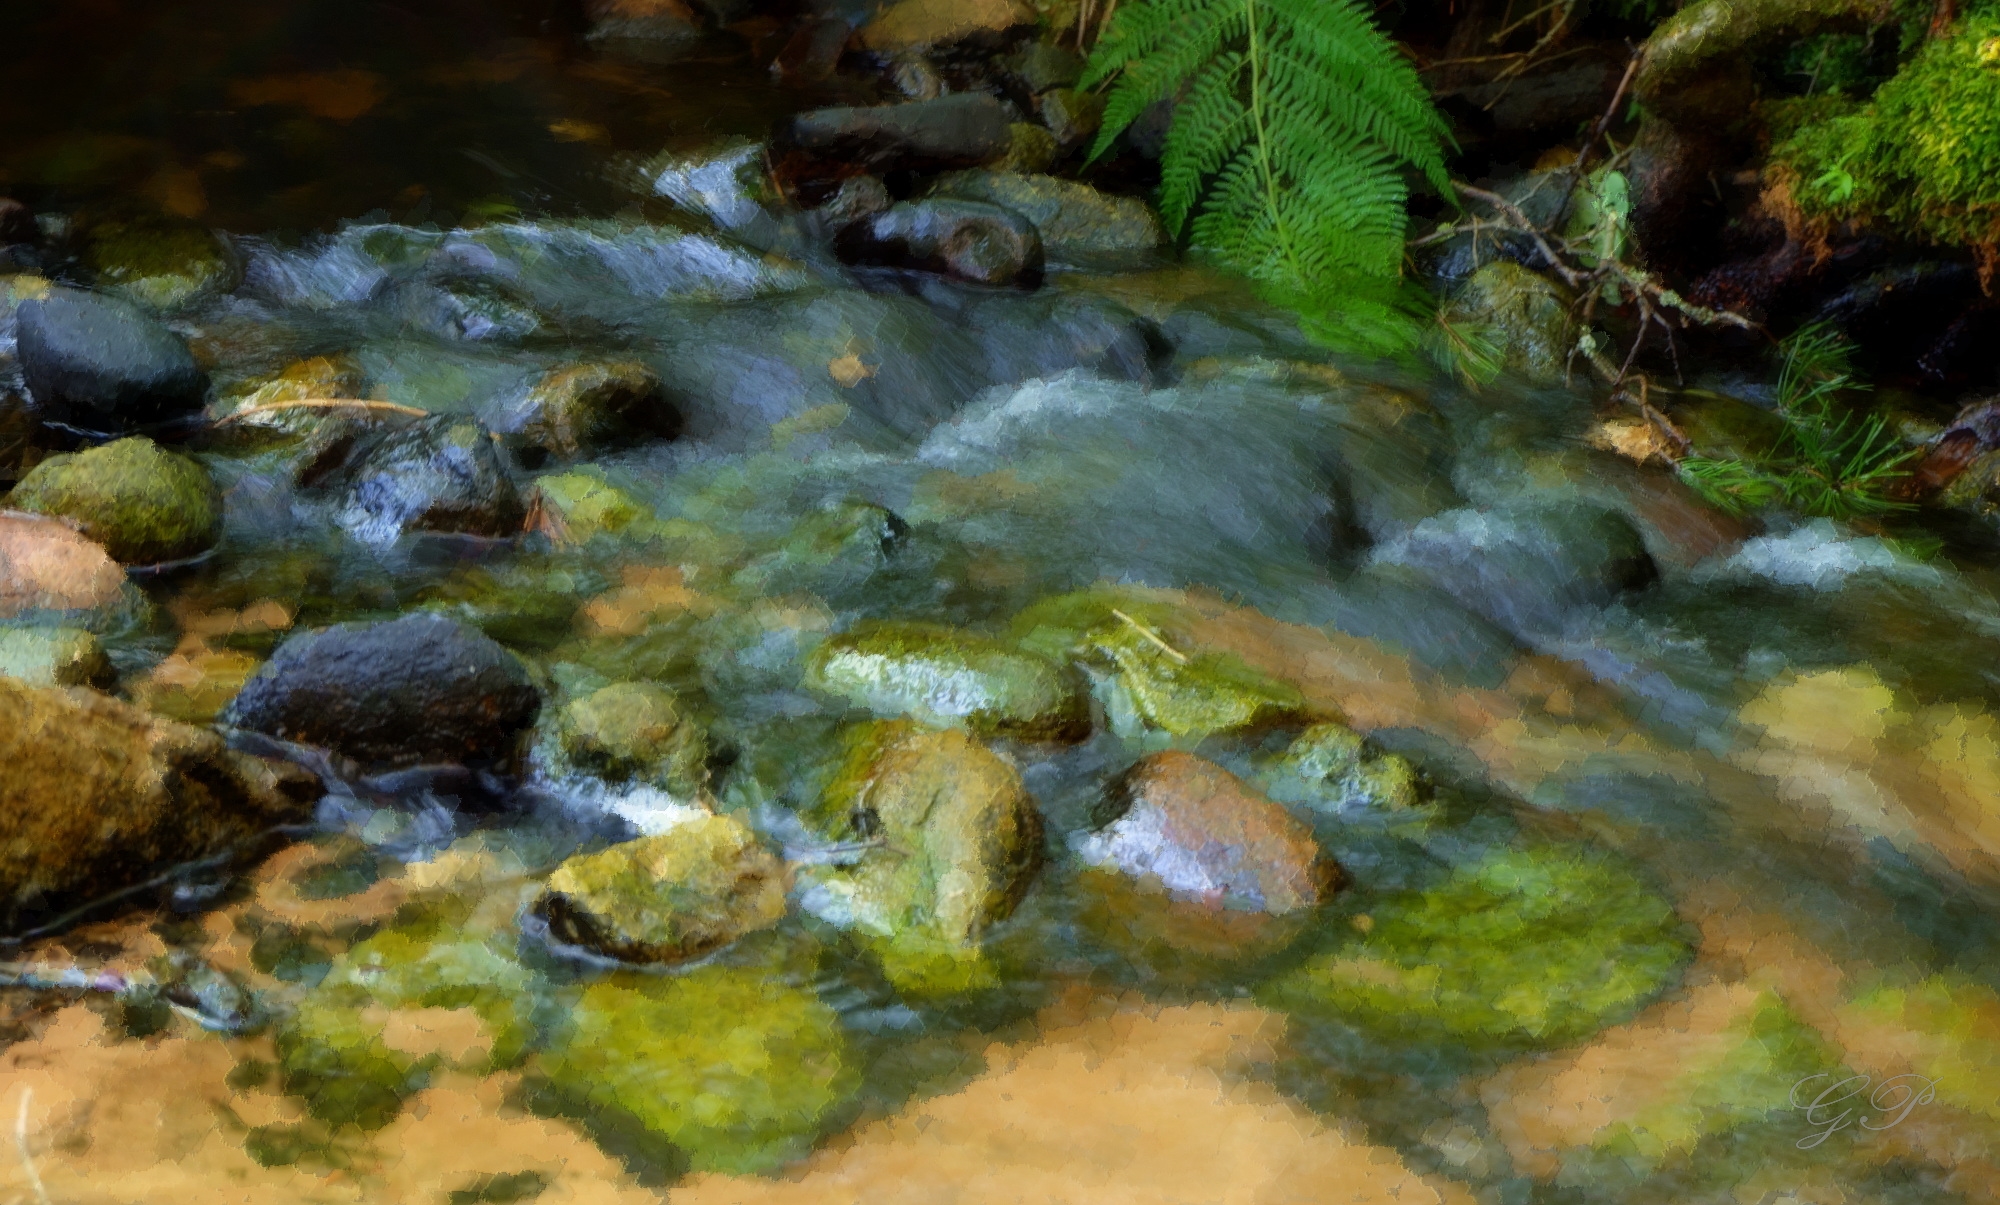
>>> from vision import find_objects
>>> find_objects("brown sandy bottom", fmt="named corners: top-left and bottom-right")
top-left (0, 991), bottom-right (1473, 1205)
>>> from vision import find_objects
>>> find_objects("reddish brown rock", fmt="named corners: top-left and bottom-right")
top-left (1079, 751), bottom-right (1340, 914)
top-left (0, 510), bottom-right (128, 620)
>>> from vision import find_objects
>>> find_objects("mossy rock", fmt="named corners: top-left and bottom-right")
top-left (210, 356), bottom-right (371, 444)
top-left (6, 436), bottom-right (221, 564)
top-left (731, 499), bottom-right (907, 599)
top-left (1439, 262), bottom-right (1574, 385)
top-left (130, 648), bottom-right (261, 722)
top-left (514, 360), bottom-right (671, 460)
top-left (554, 681), bottom-right (708, 794)
top-left (1260, 844), bottom-right (1690, 1046)
top-left (539, 815), bottom-right (788, 963)
top-left (539, 963), bottom-right (860, 1174)
top-left (529, 467), bottom-right (667, 546)
top-left (1081, 616), bottom-right (1307, 742)
top-left (0, 626), bottom-right (111, 687)
top-left (277, 909), bottom-right (540, 1129)
top-left (418, 559), bottom-right (607, 651)
top-left (797, 724), bottom-right (1043, 987)
top-left (80, 214), bottom-right (238, 310)
top-left (1259, 721), bottom-right (1428, 813)
top-left (803, 622), bottom-right (1087, 740)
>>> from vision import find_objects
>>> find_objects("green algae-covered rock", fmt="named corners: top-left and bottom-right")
top-left (1839, 974), bottom-right (2000, 1122)
top-left (804, 622), bottom-right (1087, 740)
top-left (1261, 721), bottom-right (1427, 813)
top-left (541, 963), bottom-right (859, 1174)
top-left (0, 625), bottom-right (111, 687)
top-left (511, 360), bottom-right (671, 460)
top-left (418, 559), bottom-right (606, 651)
top-left (732, 499), bottom-right (906, 599)
top-left (1261, 844), bottom-right (1689, 1045)
top-left (277, 908), bottom-right (539, 1130)
top-left (798, 723), bottom-right (1043, 988)
top-left (1083, 617), bottom-right (1307, 742)
top-left (81, 214), bottom-right (238, 311)
top-left (1439, 261), bottom-right (1574, 385)
top-left (7, 436), bottom-right (221, 564)
top-left (555, 681), bottom-right (708, 794)
top-left (529, 467), bottom-right (664, 546)
top-left (540, 815), bottom-right (788, 963)
top-left (930, 170), bottom-right (1165, 256)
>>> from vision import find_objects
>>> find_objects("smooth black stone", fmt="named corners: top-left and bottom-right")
top-left (16, 286), bottom-right (209, 436)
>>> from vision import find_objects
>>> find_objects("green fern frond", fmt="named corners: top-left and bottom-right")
top-left (1084, 0), bottom-right (1451, 355)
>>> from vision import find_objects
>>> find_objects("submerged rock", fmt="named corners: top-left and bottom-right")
top-left (539, 815), bottom-right (788, 963)
top-left (314, 415), bottom-right (525, 544)
top-left (542, 961), bottom-right (859, 1173)
top-left (1078, 751), bottom-right (1340, 915)
top-left (0, 626), bottom-right (111, 688)
top-left (79, 214), bottom-right (238, 311)
top-left (731, 498), bottom-right (907, 599)
top-left (798, 724), bottom-right (1043, 972)
top-left (931, 170), bottom-right (1164, 257)
top-left (5, 436), bottom-right (221, 564)
top-left (641, 141), bottom-right (777, 237)
top-left (0, 512), bottom-right (138, 628)
top-left (1260, 844), bottom-right (1689, 1044)
top-left (16, 285), bottom-right (210, 435)
top-left (835, 200), bottom-right (1044, 287)
top-left (489, 360), bottom-right (678, 460)
top-left (223, 611), bottom-right (542, 770)
top-left (804, 622), bottom-right (1087, 740)
top-left (1262, 720), bottom-right (1428, 813)
top-left (1, 677), bottom-right (316, 924)
top-left (775, 94), bottom-right (1014, 195)
top-left (554, 681), bottom-right (708, 794)
top-left (129, 647), bottom-right (262, 723)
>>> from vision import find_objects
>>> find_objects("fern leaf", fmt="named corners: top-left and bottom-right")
top-left (1157, 50), bottom-right (1250, 234)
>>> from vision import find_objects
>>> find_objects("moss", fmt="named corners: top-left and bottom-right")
top-left (1260, 721), bottom-right (1428, 813)
top-left (529, 468), bottom-right (665, 545)
top-left (1839, 974), bottom-right (2000, 1121)
top-left (418, 559), bottom-right (605, 651)
top-left (731, 500), bottom-right (906, 598)
top-left (1082, 617), bottom-right (1307, 742)
top-left (6, 437), bottom-right (222, 564)
top-left (1260, 844), bottom-right (1690, 1045)
top-left (1438, 262), bottom-right (1574, 385)
top-left (1773, 16), bottom-right (2000, 255)
top-left (540, 817), bottom-right (789, 963)
top-left (81, 214), bottom-right (236, 310)
top-left (804, 622), bottom-right (1088, 740)
top-left (1637, 0), bottom-right (1889, 99)
top-left (539, 964), bottom-right (860, 1174)
top-left (0, 626), bottom-right (111, 687)
top-left (554, 681), bottom-right (709, 794)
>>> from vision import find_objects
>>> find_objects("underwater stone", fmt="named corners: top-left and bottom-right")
top-left (540, 815), bottom-right (788, 963)
top-left (1439, 261), bottom-right (1575, 384)
top-left (1260, 844), bottom-right (1690, 1045)
top-left (554, 681), bottom-right (708, 794)
top-left (493, 360), bottom-right (678, 460)
top-left (1266, 720), bottom-right (1427, 812)
top-left (80, 214), bottom-right (238, 311)
top-left (1078, 751), bottom-right (1340, 915)
top-left (731, 499), bottom-right (907, 598)
top-left (130, 647), bottom-right (262, 723)
top-left (527, 467), bottom-right (661, 546)
top-left (835, 199), bottom-right (1045, 287)
top-left (223, 611), bottom-right (541, 771)
top-left (931, 170), bottom-right (1163, 257)
top-left (542, 963), bottom-right (860, 1174)
top-left (16, 285), bottom-right (209, 435)
top-left (1081, 614), bottom-right (1309, 742)
top-left (6, 436), bottom-right (222, 565)
top-left (319, 414), bottom-right (526, 544)
top-left (799, 724), bottom-right (1043, 954)
top-left (0, 512), bottom-right (140, 629)
top-left (0, 625), bottom-right (111, 688)
top-left (804, 622), bottom-right (1087, 740)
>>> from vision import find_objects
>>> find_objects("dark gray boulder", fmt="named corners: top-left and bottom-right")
top-left (17, 286), bottom-right (209, 435)
top-left (774, 94), bottom-right (1014, 197)
top-left (222, 612), bottom-right (541, 770)
top-left (308, 415), bottom-right (526, 544)
top-left (835, 200), bottom-right (1043, 287)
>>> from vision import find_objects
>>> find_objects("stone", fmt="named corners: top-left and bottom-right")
top-left (932, 170), bottom-right (1163, 258)
top-left (554, 681), bottom-right (708, 793)
top-left (858, 0), bottom-right (1034, 52)
top-left (834, 199), bottom-right (1044, 287)
top-left (640, 141), bottom-right (775, 236)
top-left (1077, 751), bottom-right (1340, 915)
top-left (79, 213), bottom-right (239, 311)
top-left (312, 415), bottom-right (526, 544)
top-left (1004, 42), bottom-right (1085, 94)
top-left (583, 0), bottom-right (705, 50)
top-left (539, 815), bottom-right (788, 963)
top-left (799, 725), bottom-right (1043, 965)
top-left (1, 677), bottom-right (317, 925)
top-left (1259, 844), bottom-right (1690, 1045)
top-left (0, 513), bottom-right (136, 627)
top-left (999, 122), bottom-right (1058, 173)
top-left (541, 962), bottom-right (859, 1173)
top-left (0, 626), bottom-right (111, 688)
top-left (1262, 720), bottom-right (1427, 813)
top-left (526, 467), bottom-right (663, 545)
top-left (730, 498), bottom-right (907, 599)
top-left (16, 285), bottom-right (210, 436)
top-left (1077, 613), bottom-right (1309, 742)
top-left (222, 612), bottom-right (542, 771)
top-left (5, 436), bottom-right (222, 565)
top-left (774, 95), bottom-right (1015, 194)
top-left (209, 355), bottom-right (372, 443)
top-left (804, 622), bottom-right (1087, 740)
top-left (489, 360), bottom-right (677, 460)
top-left (1035, 88), bottom-right (1105, 150)
top-left (1438, 262), bottom-right (1575, 384)
top-left (129, 647), bottom-right (262, 723)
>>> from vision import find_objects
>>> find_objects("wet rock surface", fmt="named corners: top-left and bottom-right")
top-left (16, 285), bottom-right (209, 435)
top-left (309, 414), bottom-right (526, 544)
top-left (0, 511), bottom-right (137, 626)
top-left (1079, 751), bottom-right (1340, 915)
top-left (835, 199), bottom-right (1045, 287)
top-left (553, 680), bottom-right (708, 793)
top-left (931, 170), bottom-right (1164, 258)
top-left (804, 622), bottom-right (1087, 739)
top-left (222, 612), bottom-right (541, 770)
top-left (5, 436), bottom-right (221, 565)
top-left (775, 95), bottom-right (1015, 196)
top-left (0, 625), bottom-right (111, 687)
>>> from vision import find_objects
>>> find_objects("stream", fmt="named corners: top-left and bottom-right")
top-left (3, 4), bottom-right (1999, 1205)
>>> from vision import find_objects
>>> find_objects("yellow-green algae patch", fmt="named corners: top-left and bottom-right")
top-left (804, 621), bottom-right (1087, 739)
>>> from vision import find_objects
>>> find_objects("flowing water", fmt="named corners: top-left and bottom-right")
top-left (4, 6), bottom-right (2000, 1205)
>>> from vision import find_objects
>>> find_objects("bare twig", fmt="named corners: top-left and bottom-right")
top-left (14, 1090), bottom-right (50, 1205)
top-left (1550, 47), bottom-right (1642, 231)
top-left (1111, 608), bottom-right (1188, 663)
top-left (213, 398), bottom-right (428, 427)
